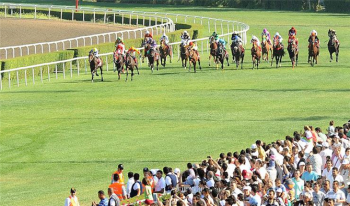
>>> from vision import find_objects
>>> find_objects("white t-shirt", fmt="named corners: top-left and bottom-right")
top-left (328, 126), bottom-right (335, 136)
top-left (310, 154), bottom-right (323, 175)
top-left (206, 178), bottom-right (215, 188)
top-left (267, 167), bottom-right (277, 187)
top-left (339, 168), bottom-right (350, 185)
top-left (322, 168), bottom-right (333, 181)
top-left (320, 149), bottom-right (333, 170)
top-left (155, 177), bottom-right (165, 193)
top-left (346, 193), bottom-right (350, 204)
top-left (227, 163), bottom-right (236, 178)
top-left (127, 178), bottom-right (135, 196)
top-left (133, 181), bottom-right (141, 190)
top-left (329, 175), bottom-right (344, 189)
top-left (327, 189), bottom-right (345, 206)
top-left (258, 167), bottom-right (267, 180)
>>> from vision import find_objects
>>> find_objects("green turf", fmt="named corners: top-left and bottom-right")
top-left (1, 2), bottom-right (350, 205)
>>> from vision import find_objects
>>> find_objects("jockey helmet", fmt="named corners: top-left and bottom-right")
top-left (146, 30), bottom-right (150, 35)
top-left (275, 32), bottom-right (279, 36)
top-left (212, 32), bottom-right (217, 36)
top-left (311, 30), bottom-right (317, 36)
top-left (93, 48), bottom-right (98, 53)
top-left (189, 41), bottom-right (194, 46)
top-left (130, 46), bottom-right (135, 50)
top-left (183, 31), bottom-right (188, 35)
top-left (163, 33), bottom-right (166, 37)
top-left (291, 27), bottom-right (295, 30)
top-left (263, 28), bottom-right (267, 33)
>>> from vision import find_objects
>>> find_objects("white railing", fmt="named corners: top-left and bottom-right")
top-left (0, 3), bottom-right (249, 59)
top-left (0, 33), bottom-right (235, 91)
top-left (0, 3), bottom-right (175, 59)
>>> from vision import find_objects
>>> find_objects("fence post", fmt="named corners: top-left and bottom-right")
top-left (72, 9), bottom-right (74, 21)
top-left (40, 67), bottom-right (43, 83)
top-left (104, 11), bottom-right (107, 24)
top-left (32, 68), bottom-right (35, 85)
top-left (48, 7), bottom-right (50, 19)
top-left (8, 72), bottom-right (11, 89)
top-left (83, 10), bottom-right (85, 22)
top-left (48, 65), bottom-right (50, 81)
top-left (113, 13), bottom-right (115, 24)
top-left (129, 13), bottom-right (132, 25)
top-left (136, 15), bottom-right (139, 27)
top-left (93, 10), bottom-right (96, 23)
top-left (16, 71), bottom-right (19, 87)
top-left (122, 14), bottom-right (124, 25)
top-left (106, 56), bottom-right (109, 71)
top-left (221, 21), bottom-right (224, 35)
top-left (77, 60), bottom-right (80, 76)
top-left (60, 8), bottom-right (63, 20)
top-left (0, 73), bottom-right (2, 90)
top-left (25, 69), bottom-right (27, 86)
top-left (20, 6), bottom-right (22, 18)
top-left (84, 59), bottom-right (87, 74)
top-left (208, 19), bottom-right (210, 33)
top-left (63, 63), bottom-right (66, 79)
top-left (70, 61), bottom-right (73, 78)
top-left (55, 64), bottom-right (58, 79)
top-left (34, 6), bottom-right (37, 19)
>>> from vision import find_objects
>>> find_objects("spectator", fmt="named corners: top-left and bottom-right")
top-left (322, 160), bottom-right (334, 181)
top-left (92, 190), bottom-right (108, 206)
top-left (164, 167), bottom-right (177, 194)
top-left (328, 121), bottom-right (336, 137)
top-left (142, 178), bottom-right (153, 205)
top-left (292, 170), bottom-right (304, 200)
top-left (65, 188), bottom-right (80, 206)
top-left (130, 173), bottom-right (141, 198)
top-left (327, 181), bottom-right (345, 206)
top-left (308, 147), bottom-right (322, 176)
top-left (107, 188), bottom-right (120, 206)
top-left (126, 172), bottom-right (134, 199)
top-left (313, 183), bottom-right (326, 206)
top-left (329, 168), bottom-right (344, 189)
top-left (301, 163), bottom-right (318, 182)
top-left (112, 164), bottom-right (124, 184)
top-left (320, 142), bottom-right (333, 170)
top-left (154, 170), bottom-right (165, 194)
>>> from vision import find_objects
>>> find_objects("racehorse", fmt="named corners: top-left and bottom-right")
top-left (89, 53), bottom-right (103, 82)
top-left (179, 43), bottom-right (189, 69)
top-left (271, 38), bottom-right (284, 68)
top-left (231, 41), bottom-right (244, 69)
top-left (251, 41), bottom-right (261, 69)
top-left (287, 38), bottom-right (298, 69)
top-left (261, 35), bottom-right (272, 62)
top-left (113, 52), bottom-right (124, 80)
top-left (125, 52), bottom-right (139, 81)
top-left (146, 44), bottom-right (159, 73)
top-left (216, 42), bottom-right (230, 70)
top-left (188, 48), bottom-right (202, 73)
top-left (159, 39), bottom-right (173, 67)
top-left (308, 36), bottom-right (319, 67)
top-left (327, 30), bottom-right (339, 63)
top-left (209, 36), bottom-right (218, 67)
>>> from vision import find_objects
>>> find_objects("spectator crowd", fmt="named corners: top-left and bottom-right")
top-left (65, 120), bottom-right (350, 206)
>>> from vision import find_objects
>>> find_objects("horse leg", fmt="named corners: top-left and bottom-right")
top-left (156, 59), bottom-right (159, 71)
top-left (131, 69), bottom-right (134, 81)
top-left (194, 62), bottom-right (196, 73)
top-left (125, 68), bottom-right (128, 81)
top-left (118, 70), bottom-right (121, 80)
top-left (209, 55), bottom-right (211, 67)
top-left (336, 50), bottom-right (339, 62)
top-left (226, 55), bottom-right (230, 66)
top-left (91, 71), bottom-right (94, 82)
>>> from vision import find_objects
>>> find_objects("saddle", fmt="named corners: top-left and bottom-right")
top-left (97, 58), bottom-right (102, 67)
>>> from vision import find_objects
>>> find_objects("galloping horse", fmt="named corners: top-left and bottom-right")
top-left (125, 53), bottom-right (139, 81)
top-left (261, 35), bottom-right (272, 62)
top-left (209, 36), bottom-right (218, 67)
top-left (308, 36), bottom-right (319, 67)
top-left (159, 40), bottom-right (173, 67)
top-left (188, 48), bottom-right (202, 73)
top-left (231, 41), bottom-right (245, 69)
top-left (328, 30), bottom-right (340, 62)
top-left (251, 41), bottom-right (261, 69)
top-left (113, 52), bottom-right (124, 80)
top-left (216, 43), bottom-right (230, 70)
top-left (287, 38), bottom-right (298, 69)
top-left (89, 53), bottom-right (103, 82)
top-left (271, 38), bottom-right (284, 68)
top-left (146, 44), bottom-right (159, 72)
top-left (179, 43), bottom-right (189, 69)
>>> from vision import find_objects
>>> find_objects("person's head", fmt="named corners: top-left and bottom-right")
top-left (330, 120), bottom-right (334, 126)
top-left (243, 186), bottom-right (251, 196)
top-left (306, 163), bottom-right (312, 172)
top-left (325, 198), bottom-right (335, 206)
top-left (143, 167), bottom-right (150, 177)
top-left (142, 177), bottom-right (150, 186)
top-left (315, 127), bottom-right (322, 133)
top-left (70, 188), bottom-right (76, 197)
top-left (298, 151), bottom-right (304, 158)
top-left (207, 171), bottom-right (214, 179)
top-left (187, 163), bottom-right (193, 169)
top-left (128, 172), bottom-right (134, 179)
top-left (294, 170), bottom-right (300, 179)
top-left (268, 190), bottom-right (275, 200)
top-left (313, 182), bottom-right (320, 191)
top-left (304, 125), bottom-right (310, 131)
top-left (275, 179), bottom-right (281, 187)
top-left (333, 181), bottom-right (339, 191)
top-left (225, 198), bottom-right (234, 206)
top-left (113, 173), bottom-right (120, 182)
top-left (156, 170), bottom-right (163, 179)
top-left (163, 167), bottom-right (169, 174)
top-left (256, 140), bottom-right (262, 146)
top-left (108, 188), bottom-right (113, 197)
top-left (118, 164), bottom-right (124, 172)
top-left (251, 185), bottom-right (258, 195)
top-left (202, 188), bottom-right (210, 196)
top-left (98, 190), bottom-right (105, 200)
top-left (323, 180), bottom-right (330, 190)
top-left (312, 147), bottom-right (318, 154)
top-left (332, 167), bottom-right (338, 176)
top-left (303, 192), bottom-right (312, 202)
top-left (129, 173), bottom-right (137, 182)
top-left (326, 160), bottom-right (332, 169)
top-left (276, 188), bottom-right (282, 197)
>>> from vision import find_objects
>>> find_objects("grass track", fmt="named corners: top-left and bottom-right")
top-left (1, 1), bottom-right (350, 205)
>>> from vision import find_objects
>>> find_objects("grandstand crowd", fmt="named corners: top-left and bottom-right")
top-left (66, 120), bottom-right (350, 206)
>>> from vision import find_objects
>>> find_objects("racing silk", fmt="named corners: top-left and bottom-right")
top-left (274, 34), bottom-right (283, 43)
top-left (233, 35), bottom-right (242, 45)
top-left (127, 47), bottom-right (140, 56)
top-left (116, 44), bottom-right (125, 54)
top-left (231, 33), bottom-right (242, 41)
top-left (147, 39), bottom-right (157, 48)
top-left (251, 36), bottom-right (261, 47)
top-left (210, 34), bottom-right (219, 42)
top-left (289, 28), bottom-right (297, 37)
top-left (262, 31), bottom-right (271, 41)
top-left (160, 35), bottom-right (169, 45)
top-left (218, 39), bottom-right (226, 48)
top-left (181, 34), bottom-right (191, 46)
top-left (144, 33), bottom-right (153, 39)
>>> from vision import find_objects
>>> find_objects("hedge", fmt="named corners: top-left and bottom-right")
top-left (1, 50), bottom-right (75, 80)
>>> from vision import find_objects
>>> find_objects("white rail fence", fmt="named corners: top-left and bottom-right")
top-left (0, 3), bottom-right (175, 59)
top-left (0, 33), bottom-right (235, 91)
top-left (0, 3), bottom-right (249, 59)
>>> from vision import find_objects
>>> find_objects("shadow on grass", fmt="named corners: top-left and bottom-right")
top-left (2, 90), bottom-right (78, 94)
top-left (274, 116), bottom-right (331, 122)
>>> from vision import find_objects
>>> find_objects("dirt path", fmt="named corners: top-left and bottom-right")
top-left (0, 18), bottom-right (142, 59)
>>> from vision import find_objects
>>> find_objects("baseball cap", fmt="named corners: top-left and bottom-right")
top-left (143, 167), bottom-right (149, 172)
top-left (299, 162), bottom-right (306, 166)
top-left (322, 142), bottom-right (329, 148)
top-left (71, 188), bottom-right (76, 194)
top-left (174, 168), bottom-right (180, 174)
top-left (276, 188), bottom-right (282, 193)
top-left (251, 144), bottom-right (257, 149)
top-left (118, 164), bottom-right (124, 170)
top-left (243, 186), bottom-right (251, 191)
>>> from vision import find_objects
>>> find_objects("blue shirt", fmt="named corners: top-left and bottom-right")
top-left (98, 198), bottom-right (109, 206)
top-left (301, 171), bottom-right (318, 182)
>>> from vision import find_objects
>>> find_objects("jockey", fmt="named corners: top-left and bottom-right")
top-left (160, 33), bottom-right (169, 46)
top-left (89, 48), bottom-right (99, 57)
top-left (251, 35), bottom-right (261, 48)
top-left (231, 32), bottom-right (243, 46)
top-left (189, 41), bottom-right (200, 60)
top-left (144, 30), bottom-right (153, 43)
top-left (147, 38), bottom-right (157, 49)
top-left (210, 32), bottom-right (219, 43)
top-left (126, 46), bottom-right (140, 64)
top-left (181, 31), bottom-right (191, 46)
top-left (261, 28), bottom-right (271, 44)
top-left (288, 27), bottom-right (298, 49)
top-left (115, 37), bottom-right (125, 56)
top-left (274, 32), bottom-right (283, 44)
top-left (308, 30), bottom-right (319, 48)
